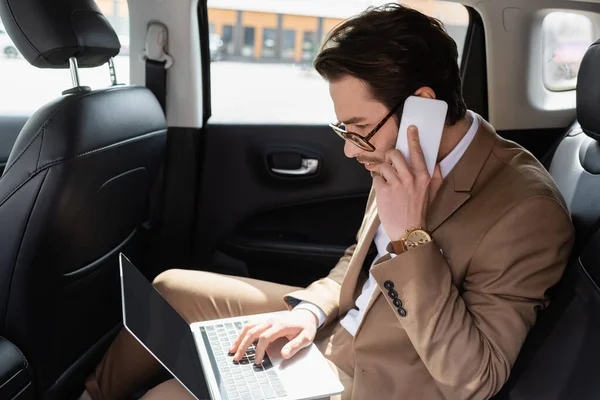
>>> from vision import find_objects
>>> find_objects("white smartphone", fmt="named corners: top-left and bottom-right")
top-left (396, 96), bottom-right (448, 177)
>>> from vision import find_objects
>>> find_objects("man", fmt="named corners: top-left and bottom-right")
top-left (83, 4), bottom-right (574, 400)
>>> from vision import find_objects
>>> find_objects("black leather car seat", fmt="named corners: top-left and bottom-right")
top-left (493, 39), bottom-right (600, 400)
top-left (0, 0), bottom-right (167, 398)
top-left (547, 40), bottom-right (600, 248)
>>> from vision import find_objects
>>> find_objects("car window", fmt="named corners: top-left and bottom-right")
top-left (543, 12), bottom-right (594, 92)
top-left (0, 0), bottom-right (130, 115)
top-left (207, 0), bottom-right (469, 124)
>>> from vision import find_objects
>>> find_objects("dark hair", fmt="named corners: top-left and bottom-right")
top-left (314, 3), bottom-right (467, 125)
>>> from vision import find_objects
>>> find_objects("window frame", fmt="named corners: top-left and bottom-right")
top-left (202, 1), bottom-right (473, 125)
top-left (542, 11), bottom-right (595, 92)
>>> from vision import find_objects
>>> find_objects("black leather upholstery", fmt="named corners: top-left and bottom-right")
top-left (548, 123), bottom-right (600, 243)
top-left (548, 39), bottom-right (600, 245)
top-left (494, 39), bottom-right (600, 399)
top-left (0, 85), bottom-right (166, 399)
top-left (0, 0), bottom-right (120, 68)
top-left (0, 336), bottom-right (33, 399)
top-left (495, 231), bottom-right (600, 400)
top-left (577, 39), bottom-right (600, 141)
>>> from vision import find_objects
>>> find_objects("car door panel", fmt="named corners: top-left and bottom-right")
top-left (219, 194), bottom-right (368, 287)
top-left (194, 124), bottom-right (372, 286)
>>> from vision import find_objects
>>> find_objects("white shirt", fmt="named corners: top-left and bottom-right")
top-left (297, 111), bottom-right (480, 336)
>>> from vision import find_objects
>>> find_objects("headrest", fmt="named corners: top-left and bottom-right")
top-left (0, 0), bottom-right (120, 69)
top-left (578, 39), bottom-right (600, 142)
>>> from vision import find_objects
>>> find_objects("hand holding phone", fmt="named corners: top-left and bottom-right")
top-left (395, 96), bottom-right (448, 176)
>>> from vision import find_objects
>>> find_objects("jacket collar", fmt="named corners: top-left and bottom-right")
top-left (426, 118), bottom-right (496, 232)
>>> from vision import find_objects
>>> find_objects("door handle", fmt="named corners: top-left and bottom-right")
top-left (271, 158), bottom-right (319, 176)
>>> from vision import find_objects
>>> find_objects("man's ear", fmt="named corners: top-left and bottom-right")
top-left (414, 87), bottom-right (436, 99)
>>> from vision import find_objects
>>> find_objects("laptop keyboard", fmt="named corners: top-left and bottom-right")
top-left (205, 321), bottom-right (288, 400)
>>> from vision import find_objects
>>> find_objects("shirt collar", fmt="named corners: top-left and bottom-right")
top-left (439, 110), bottom-right (480, 178)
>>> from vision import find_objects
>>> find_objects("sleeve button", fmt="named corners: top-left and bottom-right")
top-left (393, 298), bottom-right (402, 308)
top-left (398, 308), bottom-right (407, 317)
top-left (387, 289), bottom-right (398, 299)
top-left (383, 280), bottom-right (394, 290)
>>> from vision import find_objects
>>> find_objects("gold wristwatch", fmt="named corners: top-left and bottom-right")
top-left (391, 227), bottom-right (432, 255)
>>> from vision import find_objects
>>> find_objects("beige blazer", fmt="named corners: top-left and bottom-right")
top-left (284, 120), bottom-right (574, 400)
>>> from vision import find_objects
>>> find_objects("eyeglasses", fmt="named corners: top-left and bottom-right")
top-left (329, 102), bottom-right (402, 152)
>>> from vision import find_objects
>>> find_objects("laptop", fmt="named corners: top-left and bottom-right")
top-left (119, 254), bottom-right (344, 400)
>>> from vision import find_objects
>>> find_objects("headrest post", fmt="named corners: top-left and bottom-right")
top-left (69, 57), bottom-right (81, 88)
top-left (108, 58), bottom-right (118, 85)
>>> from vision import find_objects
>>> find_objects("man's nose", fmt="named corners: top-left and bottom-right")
top-left (344, 140), bottom-right (361, 159)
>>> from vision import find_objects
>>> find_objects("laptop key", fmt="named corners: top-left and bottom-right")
top-left (261, 359), bottom-right (273, 370)
top-left (261, 384), bottom-right (276, 399)
top-left (275, 391), bottom-right (287, 397)
top-left (272, 384), bottom-right (284, 392)
top-left (251, 389), bottom-right (265, 400)
top-left (252, 364), bottom-right (264, 372)
top-left (248, 382), bottom-right (260, 389)
top-left (240, 393), bottom-right (253, 400)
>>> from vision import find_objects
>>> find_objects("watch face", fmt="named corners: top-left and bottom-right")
top-left (406, 230), bottom-right (431, 248)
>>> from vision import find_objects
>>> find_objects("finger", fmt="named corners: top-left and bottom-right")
top-left (254, 325), bottom-right (290, 365)
top-left (233, 323), bottom-right (271, 361)
top-left (378, 161), bottom-right (401, 186)
top-left (229, 322), bottom-right (257, 354)
top-left (281, 333), bottom-right (311, 359)
top-left (373, 174), bottom-right (386, 193)
top-left (385, 149), bottom-right (413, 184)
top-left (406, 126), bottom-right (429, 176)
top-left (429, 163), bottom-right (444, 205)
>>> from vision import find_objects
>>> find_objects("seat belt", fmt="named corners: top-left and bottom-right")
top-left (141, 21), bottom-right (171, 235)
top-left (142, 22), bottom-right (173, 112)
top-left (142, 22), bottom-right (196, 266)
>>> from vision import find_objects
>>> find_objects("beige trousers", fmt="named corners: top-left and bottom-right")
top-left (85, 269), bottom-right (354, 400)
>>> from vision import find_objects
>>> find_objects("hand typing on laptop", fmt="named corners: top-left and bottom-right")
top-left (229, 309), bottom-right (319, 365)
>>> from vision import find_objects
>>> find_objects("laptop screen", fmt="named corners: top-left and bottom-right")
top-left (119, 254), bottom-right (211, 399)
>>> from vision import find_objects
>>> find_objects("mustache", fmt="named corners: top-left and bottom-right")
top-left (356, 156), bottom-right (383, 164)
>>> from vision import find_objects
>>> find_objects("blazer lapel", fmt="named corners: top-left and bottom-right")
top-left (427, 119), bottom-right (496, 232)
top-left (339, 200), bottom-right (380, 315)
